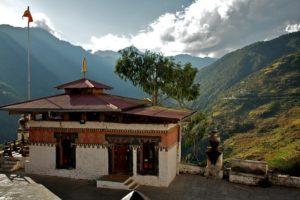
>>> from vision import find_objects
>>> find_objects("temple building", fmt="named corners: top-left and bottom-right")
top-left (0, 62), bottom-right (194, 187)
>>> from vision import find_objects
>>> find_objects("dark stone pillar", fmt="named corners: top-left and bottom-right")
top-left (205, 129), bottom-right (223, 178)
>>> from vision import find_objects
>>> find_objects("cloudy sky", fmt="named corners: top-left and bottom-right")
top-left (1, 0), bottom-right (300, 58)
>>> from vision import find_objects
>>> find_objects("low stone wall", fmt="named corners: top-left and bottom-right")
top-left (229, 159), bottom-right (268, 186)
top-left (231, 159), bottom-right (268, 175)
top-left (179, 163), bottom-right (204, 175)
top-left (270, 174), bottom-right (300, 188)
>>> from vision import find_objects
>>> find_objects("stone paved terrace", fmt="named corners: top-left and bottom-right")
top-left (1, 173), bottom-right (300, 200)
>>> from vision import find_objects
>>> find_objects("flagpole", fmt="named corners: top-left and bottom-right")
top-left (27, 17), bottom-right (31, 100)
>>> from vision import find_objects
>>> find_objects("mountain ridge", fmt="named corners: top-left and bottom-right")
top-left (217, 52), bottom-right (300, 175)
top-left (194, 31), bottom-right (300, 110)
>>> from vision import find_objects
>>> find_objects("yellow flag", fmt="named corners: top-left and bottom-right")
top-left (82, 57), bottom-right (87, 78)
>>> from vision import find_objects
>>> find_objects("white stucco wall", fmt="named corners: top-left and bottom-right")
top-left (177, 140), bottom-right (181, 175)
top-left (167, 144), bottom-right (177, 183)
top-left (133, 144), bottom-right (178, 187)
top-left (25, 145), bottom-right (56, 174)
top-left (26, 143), bottom-right (178, 186)
top-left (133, 149), bottom-right (137, 176)
top-left (26, 145), bottom-right (109, 180)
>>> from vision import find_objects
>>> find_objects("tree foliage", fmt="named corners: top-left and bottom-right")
top-left (115, 46), bottom-right (200, 106)
top-left (183, 111), bottom-right (208, 163)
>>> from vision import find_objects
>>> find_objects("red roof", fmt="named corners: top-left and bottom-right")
top-left (124, 106), bottom-right (194, 120)
top-left (1, 77), bottom-right (194, 121)
top-left (1, 93), bottom-right (147, 112)
top-left (55, 78), bottom-right (113, 90)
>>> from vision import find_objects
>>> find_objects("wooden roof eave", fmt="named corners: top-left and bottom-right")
top-left (177, 110), bottom-right (197, 125)
top-left (4, 108), bottom-right (122, 115)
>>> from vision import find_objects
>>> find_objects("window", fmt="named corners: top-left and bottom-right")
top-left (48, 112), bottom-right (63, 120)
top-left (137, 142), bottom-right (158, 175)
top-left (34, 113), bottom-right (43, 121)
top-left (69, 112), bottom-right (82, 121)
top-left (104, 113), bottom-right (119, 122)
top-left (87, 112), bottom-right (100, 121)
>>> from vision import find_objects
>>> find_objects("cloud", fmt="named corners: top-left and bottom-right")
top-left (0, 2), bottom-right (25, 27)
top-left (32, 13), bottom-right (61, 39)
top-left (0, 2), bottom-right (61, 39)
top-left (83, 0), bottom-right (300, 58)
top-left (285, 23), bottom-right (300, 33)
top-left (82, 34), bottom-right (131, 52)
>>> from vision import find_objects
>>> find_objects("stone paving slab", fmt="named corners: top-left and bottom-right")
top-left (1, 173), bottom-right (300, 200)
top-left (0, 173), bottom-right (60, 200)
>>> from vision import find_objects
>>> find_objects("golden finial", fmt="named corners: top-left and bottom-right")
top-left (82, 57), bottom-right (87, 78)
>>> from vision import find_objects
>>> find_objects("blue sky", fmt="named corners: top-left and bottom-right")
top-left (1, 0), bottom-right (300, 57)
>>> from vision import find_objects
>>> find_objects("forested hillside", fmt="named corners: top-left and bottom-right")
top-left (191, 32), bottom-right (300, 175)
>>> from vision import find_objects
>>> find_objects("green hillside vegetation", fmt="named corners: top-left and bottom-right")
top-left (194, 31), bottom-right (300, 110)
top-left (212, 52), bottom-right (300, 175)
top-left (188, 32), bottom-right (300, 175)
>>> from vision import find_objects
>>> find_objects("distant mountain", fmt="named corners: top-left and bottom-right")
top-left (173, 54), bottom-right (216, 69)
top-left (94, 51), bottom-right (216, 69)
top-left (0, 25), bottom-right (144, 142)
top-left (94, 50), bottom-right (120, 66)
top-left (194, 31), bottom-right (300, 110)
top-left (219, 52), bottom-right (300, 175)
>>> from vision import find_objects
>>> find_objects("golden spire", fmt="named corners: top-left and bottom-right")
top-left (82, 57), bottom-right (87, 78)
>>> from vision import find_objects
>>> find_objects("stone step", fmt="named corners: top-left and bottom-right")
top-left (2, 165), bottom-right (16, 170)
top-left (129, 182), bottom-right (139, 190)
top-left (97, 179), bottom-right (129, 190)
top-left (124, 178), bottom-right (134, 186)
top-left (3, 160), bottom-right (19, 165)
top-left (96, 176), bottom-right (139, 190)
top-left (3, 157), bottom-right (19, 161)
top-left (2, 162), bottom-right (19, 167)
top-left (0, 158), bottom-right (21, 172)
top-left (1, 167), bottom-right (20, 172)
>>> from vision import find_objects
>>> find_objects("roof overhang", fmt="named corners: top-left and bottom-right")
top-left (123, 106), bottom-right (195, 121)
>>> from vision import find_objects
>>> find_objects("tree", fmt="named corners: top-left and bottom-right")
top-left (115, 46), bottom-right (200, 106)
top-left (183, 111), bottom-right (208, 163)
top-left (162, 62), bottom-right (199, 107)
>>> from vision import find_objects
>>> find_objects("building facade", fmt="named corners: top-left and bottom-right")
top-left (1, 77), bottom-right (193, 187)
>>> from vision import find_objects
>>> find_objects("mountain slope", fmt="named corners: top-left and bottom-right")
top-left (173, 54), bottom-right (216, 69)
top-left (194, 31), bottom-right (300, 110)
top-left (214, 52), bottom-right (300, 175)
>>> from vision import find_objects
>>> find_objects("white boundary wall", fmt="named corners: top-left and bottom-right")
top-left (26, 145), bottom-right (109, 179)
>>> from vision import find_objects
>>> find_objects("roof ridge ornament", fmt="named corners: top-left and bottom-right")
top-left (84, 79), bottom-right (94, 88)
top-left (82, 57), bottom-right (87, 78)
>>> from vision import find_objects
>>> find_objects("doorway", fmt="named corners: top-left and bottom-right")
top-left (109, 144), bottom-right (132, 175)
top-left (55, 133), bottom-right (77, 169)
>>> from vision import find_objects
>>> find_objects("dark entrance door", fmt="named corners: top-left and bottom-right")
top-left (55, 133), bottom-right (77, 169)
top-left (113, 144), bottom-right (129, 175)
